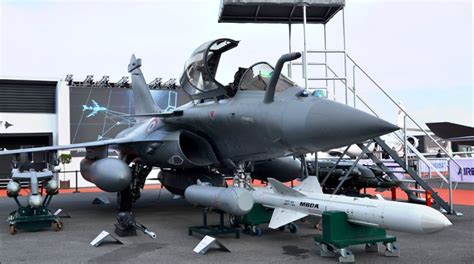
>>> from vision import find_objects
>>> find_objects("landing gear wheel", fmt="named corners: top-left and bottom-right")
top-left (117, 187), bottom-right (133, 212)
top-left (278, 226), bottom-right (286, 231)
top-left (229, 215), bottom-right (241, 227)
top-left (53, 221), bottom-right (63, 231)
top-left (251, 225), bottom-right (262, 237)
top-left (288, 223), bottom-right (298, 233)
top-left (9, 225), bottom-right (16, 235)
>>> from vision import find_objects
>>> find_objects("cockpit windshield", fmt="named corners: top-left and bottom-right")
top-left (238, 62), bottom-right (296, 92)
top-left (179, 38), bottom-right (239, 100)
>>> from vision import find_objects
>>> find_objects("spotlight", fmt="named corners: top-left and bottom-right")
top-left (149, 78), bottom-right (162, 89)
top-left (65, 74), bottom-right (73, 85)
top-left (83, 75), bottom-right (94, 86)
top-left (116, 76), bottom-right (129, 88)
top-left (96, 75), bottom-right (110, 87)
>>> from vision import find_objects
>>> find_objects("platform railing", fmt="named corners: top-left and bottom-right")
top-left (293, 49), bottom-right (463, 198)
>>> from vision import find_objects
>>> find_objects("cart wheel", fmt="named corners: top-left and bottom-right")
top-left (278, 226), bottom-right (286, 231)
top-left (243, 225), bottom-right (250, 234)
top-left (229, 215), bottom-right (240, 227)
top-left (288, 223), bottom-right (298, 233)
top-left (10, 225), bottom-right (17, 235)
top-left (53, 221), bottom-right (63, 231)
top-left (251, 226), bottom-right (262, 237)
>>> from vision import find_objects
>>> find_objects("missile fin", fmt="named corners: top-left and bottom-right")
top-left (267, 178), bottom-right (305, 197)
top-left (268, 208), bottom-right (308, 229)
top-left (295, 176), bottom-right (322, 193)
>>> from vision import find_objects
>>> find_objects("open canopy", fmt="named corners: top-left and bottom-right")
top-left (180, 38), bottom-right (239, 100)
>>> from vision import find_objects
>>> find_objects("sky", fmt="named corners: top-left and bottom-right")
top-left (0, 0), bottom-right (472, 128)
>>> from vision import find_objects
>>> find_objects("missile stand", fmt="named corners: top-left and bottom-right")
top-left (314, 211), bottom-right (399, 263)
top-left (188, 208), bottom-right (240, 239)
top-left (229, 203), bottom-right (299, 237)
top-left (7, 156), bottom-right (62, 235)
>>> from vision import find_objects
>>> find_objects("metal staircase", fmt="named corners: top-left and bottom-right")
top-left (287, 11), bottom-right (463, 214)
top-left (363, 139), bottom-right (452, 213)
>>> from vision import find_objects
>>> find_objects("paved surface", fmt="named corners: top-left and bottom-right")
top-left (0, 189), bottom-right (472, 264)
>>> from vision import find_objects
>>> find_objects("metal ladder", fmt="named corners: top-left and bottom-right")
top-left (361, 138), bottom-right (453, 214)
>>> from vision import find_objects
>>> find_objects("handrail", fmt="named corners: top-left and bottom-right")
top-left (307, 49), bottom-right (346, 53)
top-left (299, 52), bottom-right (453, 182)
top-left (292, 49), bottom-right (463, 176)
top-left (346, 54), bottom-right (463, 172)
top-left (325, 65), bottom-right (380, 117)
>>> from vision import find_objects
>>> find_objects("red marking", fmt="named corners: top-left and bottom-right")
top-left (426, 191), bottom-right (432, 206)
top-left (209, 110), bottom-right (216, 119)
top-left (146, 118), bottom-right (159, 133)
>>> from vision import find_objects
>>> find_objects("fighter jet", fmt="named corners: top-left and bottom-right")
top-left (82, 100), bottom-right (108, 118)
top-left (0, 38), bottom-right (398, 211)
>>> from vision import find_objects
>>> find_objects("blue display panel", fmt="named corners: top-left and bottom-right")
top-left (69, 87), bottom-right (188, 144)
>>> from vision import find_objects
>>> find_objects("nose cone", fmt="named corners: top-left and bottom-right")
top-left (305, 99), bottom-right (399, 151)
top-left (421, 209), bottom-right (452, 233)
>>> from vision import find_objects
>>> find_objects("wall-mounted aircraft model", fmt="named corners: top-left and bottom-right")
top-left (0, 39), bottom-right (398, 211)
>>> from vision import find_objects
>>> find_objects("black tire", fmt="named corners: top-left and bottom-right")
top-left (251, 226), bottom-right (262, 237)
top-left (229, 215), bottom-right (241, 227)
top-left (117, 187), bottom-right (133, 212)
top-left (10, 225), bottom-right (16, 235)
top-left (288, 223), bottom-right (298, 233)
top-left (53, 221), bottom-right (63, 231)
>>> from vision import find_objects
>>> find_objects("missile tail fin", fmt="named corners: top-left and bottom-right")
top-left (296, 176), bottom-right (322, 193)
top-left (267, 178), bottom-right (305, 197)
top-left (268, 208), bottom-right (308, 229)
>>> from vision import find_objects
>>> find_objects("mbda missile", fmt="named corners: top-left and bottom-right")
top-left (252, 177), bottom-right (452, 234)
top-left (185, 184), bottom-right (254, 216)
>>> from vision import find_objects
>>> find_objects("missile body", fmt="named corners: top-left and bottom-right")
top-left (253, 177), bottom-right (452, 234)
top-left (185, 184), bottom-right (254, 216)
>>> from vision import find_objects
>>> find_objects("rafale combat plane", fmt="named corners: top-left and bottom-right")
top-left (0, 38), bottom-right (399, 211)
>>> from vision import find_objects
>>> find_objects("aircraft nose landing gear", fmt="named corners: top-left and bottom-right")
top-left (114, 211), bottom-right (156, 239)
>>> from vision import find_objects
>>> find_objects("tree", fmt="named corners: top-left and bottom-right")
top-left (58, 153), bottom-right (72, 181)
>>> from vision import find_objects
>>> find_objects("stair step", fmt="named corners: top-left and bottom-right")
top-left (407, 189), bottom-right (427, 194)
top-left (395, 179), bottom-right (417, 184)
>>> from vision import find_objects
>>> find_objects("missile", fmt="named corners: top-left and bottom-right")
top-left (185, 184), bottom-right (254, 216)
top-left (6, 180), bottom-right (21, 197)
top-left (252, 177), bottom-right (452, 234)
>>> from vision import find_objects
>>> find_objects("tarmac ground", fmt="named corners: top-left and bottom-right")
top-left (0, 189), bottom-right (472, 264)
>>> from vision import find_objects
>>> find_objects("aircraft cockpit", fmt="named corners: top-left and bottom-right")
top-left (238, 62), bottom-right (296, 92)
top-left (180, 38), bottom-right (239, 100)
top-left (179, 38), bottom-right (297, 101)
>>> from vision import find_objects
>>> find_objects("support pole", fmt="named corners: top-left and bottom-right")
top-left (323, 23), bottom-right (328, 91)
top-left (352, 65), bottom-right (356, 107)
top-left (288, 23), bottom-right (293, 78)
top-left (74, 170), bottom-right (80, 193)
top-left (448, 160), bottom-right (453, 214)
top-left (404, 114), bottom-right (408, 168)
top-left (302, 4), bottom-right (308, 91)
top-left (315, 152), bottom-right (319, 178)
top-left (342, 9), bottom-right (348, 105)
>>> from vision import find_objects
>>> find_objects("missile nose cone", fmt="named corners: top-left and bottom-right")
top-left (421, 209), bottom-right (452, 233)
top-left (305, 100), bottom-right (399, 150)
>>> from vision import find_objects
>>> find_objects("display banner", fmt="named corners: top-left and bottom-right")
top-left (418, 158), bottom-right (449, 177)
top-left (449, 158), bottom-right (474, 183)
